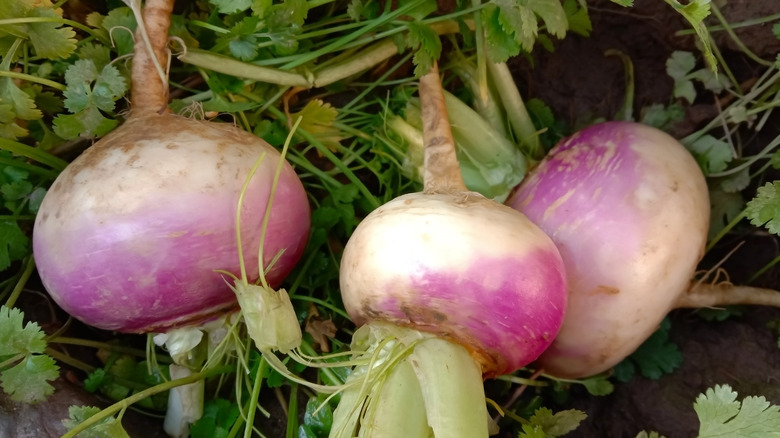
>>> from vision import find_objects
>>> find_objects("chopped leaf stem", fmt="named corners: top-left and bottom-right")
top-left (0, 70), bottom-right (66, 91)
top-left (0, 17), bottom-right (94, 37)
top-left (61, 365), bottom-right (234, 438)
top-left (4, 256), bottom-right (35, 309)
top-left (281, 0), bottom-right (428, 70)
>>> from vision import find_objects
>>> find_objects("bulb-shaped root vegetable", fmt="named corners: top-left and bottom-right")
top-left (331, 64), bottom-right (567, 438)
top-left (508, 121), bottom-right (780, 379)
top-left (32, 0), bottom-right (310, 334)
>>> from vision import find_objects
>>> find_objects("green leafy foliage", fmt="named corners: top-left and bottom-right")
top-left (663, 0), bottom-right (715, 71)
top-left (0, 0), bottom-right (77, 60)
top-left (746, 182), bottom-right (780, 236)
top-left (405, 21), bottom-right (442, 77)
top-left (685, 134), bottom-right (733, 175)
top-left (695, 384), bottom-right (780, 437)
top-left (298, 396), bottom-right (334, 437)
top-left (52, 59), bottom-right (128, 140)
top-left (666, 51), bottom-right (728, 104)
top-left (517, 407), bottom-right (587, 438)
top-left (0, 306), bottom-right (59, 403)
top-left (613, 318), bottom-right (682, 381)
top-left (62, 405), bottom-right (131, 438)
top-left (482, 0), bottom-right (568, 63)
top-left (83, 355), bottom-right (169, 410)
top-left (0, 71), bottom-right (43, 140)
top-left (190, 398), bottom-right (240, 438)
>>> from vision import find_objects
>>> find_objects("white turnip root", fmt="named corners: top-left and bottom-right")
top-left (32, 0), bottom-right (310, 335)
top-left (330, 64), bottom-right (567, 438)
top-left (508, 121), bottom-right (780, 379)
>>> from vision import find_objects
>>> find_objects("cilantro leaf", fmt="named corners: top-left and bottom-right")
top-left (289, 99), bottom-right (342, 150)
top-left (1, 354), bottom-right (59, 403)
top-left (666, 51), bottom-right (697, 104)
top-left (209, 0), bottom-right (253, 14)
top-left (695, 384), bottom-right (780, 437)
top-left (685, 134), bottom-right (733, 175)
top-left (664, 0), bottom-right (715, 71)
top-left (518, 407), bottom-right (586, 437)
top-left (0, 0), bottom-right (77, 60)
top-left (746, 181), bottom-right (780, 236)
top-left (53, 59), bottom-right (127, 140)
top-left (0, 77), bottom-right (43, 140)
top-left (562, 0), bottom-right (592, 37)
top-left (62, 405), bottom-right (131, 438)
top-left (190, 398), bottom-right (240, 438)
top-left (0, 306), bottom-right (59, 403)
top-left (0, 220), bottom-right (29, 270)
top-left (616, 317), bottom-right (682, 381)
top-left (406, 21), bottom-right (441, 77)
top-left (99, 7), bottom-right (137, 56)
top-left (484, 0), bottom-right (568, 62)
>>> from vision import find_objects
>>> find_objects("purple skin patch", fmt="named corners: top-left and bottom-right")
top-left (366, 249), bottom-right (567, 377)
top-left (33, 169), bottom-right (310, 333)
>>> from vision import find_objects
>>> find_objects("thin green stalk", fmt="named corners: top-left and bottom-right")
top-left (61, 365), bottom-right (234, 438)
top-left (709, 3), bottom-right (774, 67)
top-left (281, 0), bottom-right (427, 70)
top-left (486, 61), bottom-right (541, 159)
top-left (266, 106), bottom-right (380, 209)
top-left (285, 382), bottom-right (299, 438)
top-left (179, 49), bottom-right (311, 87)
top-left (49, 337), bottom-right (170, 361)
top-left (706, 210), bottom-right (746, 253)
top-left (4, 256), bottom-right (35, 309)
top-left (242, 358), bottom-right (267, 438)
top-left (0, 138), bottom-right (68, 171)
top-left (0, 16), bottom-right (95, 37)
top-left (605, 49), bottom-right (635, 121)
top-left (748, 253), bottom-right (780, 284)
top-left (0, 70), bottom-right (66, 90)
top-left (676, 13), bottom-right (780, 35)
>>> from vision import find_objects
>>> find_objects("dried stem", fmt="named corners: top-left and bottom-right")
top-left (419, 62), bottom-right (467, 194)
top-left (131, 0), bottom-right (175, 114)
top-left (674, 282), bottom-right (780, 309)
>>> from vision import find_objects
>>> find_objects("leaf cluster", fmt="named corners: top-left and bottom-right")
top-left (0, 305), bottom-right (59, 403)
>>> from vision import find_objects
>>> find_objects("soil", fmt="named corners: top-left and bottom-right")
top-left (3, 1), bottom-right (780, 437)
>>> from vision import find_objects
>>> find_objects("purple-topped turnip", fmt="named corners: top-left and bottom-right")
top-left (508, 121), bottom-right (780, 378)
top-left (329, 63), bottom-right (567, 437)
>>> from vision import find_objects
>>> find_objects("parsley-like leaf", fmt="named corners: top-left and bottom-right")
top-left (0, 220), bottom-right (29, 270)
top-left (405, 21), bottom-right (441, 77)
top-left (746, 181), bottom-right (780, 236)
top-left (209, 0), bottom-right (253, 14)
top-left (53, 59), bottom-right (127, 140)
top-left (484, 0), bottom-right (568, 62)
top-left (0, 306), bottom-right (59, 403)
top-left (664, 0), bottom-right (715, 71)
top-left (695, 384), bottom-right (780, 437)
top-left (666, 51), bottom-right (697, 104)
top-left (0, 76), bottom-right (43, 140)
top-left (0, 0), bottom-right (77, 60)
top-left (686, 134), bottom-right (732, 175)
top-left (617, 317), bottom-right (682, 381)
top-left (1, 354), bottom-right (59, 403)
top-left (62, 405), bottom-right (131, 438)
top-left (518, 407), bottom-right (587, 437)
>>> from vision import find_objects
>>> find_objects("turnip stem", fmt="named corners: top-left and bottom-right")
top-left (131, 0), bottom-right (174, 114)
top-left (419, 62), bottom-right (467, 194)
top-left (675, 282), bottom-right (780, 309)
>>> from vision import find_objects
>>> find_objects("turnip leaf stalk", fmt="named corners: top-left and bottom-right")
top-left (330, 62), bottom-right (567, 437)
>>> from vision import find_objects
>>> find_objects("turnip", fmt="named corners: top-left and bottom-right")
top-left (507, 121), bottom-right (780, 379)
top-left (32, 0), bottom-right (310, 335)
top-left (31, 0), bottom-right (310, 434)
top-left (329, 63), bottom-right (567, 437)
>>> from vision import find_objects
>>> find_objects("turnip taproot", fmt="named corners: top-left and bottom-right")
top-left (329, 63), bottom-right (567, 437)
top-left (32, 0), bottom-right (310, 334)
top-left (508, 121), bottom-right (780, 378)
